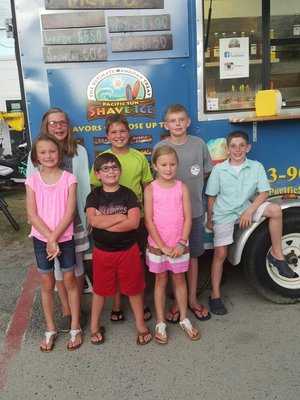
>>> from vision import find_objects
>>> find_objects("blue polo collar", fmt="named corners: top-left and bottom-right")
top-left (219, 158), bottom-right (250, 177)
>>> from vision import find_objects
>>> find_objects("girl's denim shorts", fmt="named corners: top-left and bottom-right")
top-left (33, 237), bottom-right (76, 274)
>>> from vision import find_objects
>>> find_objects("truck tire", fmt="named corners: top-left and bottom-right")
top-left (243, 208), bottom-right (300, 304)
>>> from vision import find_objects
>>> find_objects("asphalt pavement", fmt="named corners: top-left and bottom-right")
top-left (1, 247), bottom-right (300, 400)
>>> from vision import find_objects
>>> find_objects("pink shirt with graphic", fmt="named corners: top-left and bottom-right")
top-left (25, 170), bottom-right (77, 243)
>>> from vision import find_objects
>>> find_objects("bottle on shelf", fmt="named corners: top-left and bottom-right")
top-left (231, 84), bottom-right (238, 105)
top-left (213, 32), bottom-right (219, 62)
top-left (204, 41), bottom-right (211, 61)
top-left (270, 28), bottom-right (277, 62)
top-left (250, 30), bottom-right (258, 59)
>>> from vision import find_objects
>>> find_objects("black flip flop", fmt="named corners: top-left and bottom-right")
top-left (188, 305), bottom-right (211, 321)
top-left (110, 310), bottom-right (125, 322)
top-left (165, 309), bottom-right (180, 323)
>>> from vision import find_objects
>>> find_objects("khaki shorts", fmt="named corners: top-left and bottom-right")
top-left (213, 201), bottom-right (270, 247)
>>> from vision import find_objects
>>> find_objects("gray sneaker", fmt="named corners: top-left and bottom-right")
top-left (267, 253), bottom-right (298, 278)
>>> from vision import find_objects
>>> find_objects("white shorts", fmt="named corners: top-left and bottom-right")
top-left (213, 201), bottom-right (270, 247)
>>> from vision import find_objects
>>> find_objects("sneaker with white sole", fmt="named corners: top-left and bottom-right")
top-left (267, 253), bottom-right (298, 279)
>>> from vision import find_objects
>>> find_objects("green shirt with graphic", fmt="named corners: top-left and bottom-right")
top-left (90, 148), bottom-right (152, 205)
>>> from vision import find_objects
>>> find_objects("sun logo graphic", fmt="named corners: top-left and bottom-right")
top-left (87, 67), bottom-right (155, 120)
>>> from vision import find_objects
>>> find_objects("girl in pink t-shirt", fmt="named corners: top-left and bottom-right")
top-left (144, 145), bottom-right (200, 344)
top-left (25, 134), bottom-right (82, 352)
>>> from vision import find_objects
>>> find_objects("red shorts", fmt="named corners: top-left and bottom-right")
top-left (92, 243), bottom-right (145, 297)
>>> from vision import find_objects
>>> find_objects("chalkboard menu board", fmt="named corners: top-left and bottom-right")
top-left (108, 14), bottom-right (170, 32)
top-left (43, 27), bottom-right (106, 45)
top-left (40, 0), bottom-right (185, 63)
top-left (112, 34), bottom-right (172, 52)
top-left (43, 44), bottom-right (107, 62)
top-left (45, 0), bottom-right (164, 9)
top-left (41, 11), bottom-right (105, 29)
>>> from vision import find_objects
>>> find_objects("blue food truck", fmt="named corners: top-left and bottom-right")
top-left (11, 0), bottom-right (300, 303)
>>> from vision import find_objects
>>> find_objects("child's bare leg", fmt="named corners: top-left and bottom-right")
top-left (154, 272), bottom-right (168, 322)
top-left (63, 271), bottom-right (80, 330)
top-left (111, 283), bottom-right (123, 321)
top-left (173, 272), bottom-right (199, 339)
top-left (110, 290), bottom-right (124, 321)
top-left (76, 274), bottom-right (85, 297)
top-left (187, 257), bottom-right (210, 318)
top-left (40, 272), bottom-right (56, 331)
top-left (187, 257), bottom-right (198, 305)
top-left (112, 291), bottom-right (121, 310)
top-left (90, 293), bottom-right (105, 334)
top-left (211, 246), bottom-right (228, 299)
top-left (171, 272), bottom-right (188, 320)
top-left (75, 251), bottom-right (85, 296)
top-left (64, 271), bottom-right (82, 350)
top-left (56, 280), bottom-right (71, 316)
top-left (129, 293), bottom-right (146, 331)
top-left (40, 272), bottom-right (56, 350)
top-left (263, 204), bottom-right (284, 259)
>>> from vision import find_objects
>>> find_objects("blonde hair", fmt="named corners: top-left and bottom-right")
top-left (152, 145), bottom-right (179, 165)
top-left (40, 108), bottom-right (77, 157)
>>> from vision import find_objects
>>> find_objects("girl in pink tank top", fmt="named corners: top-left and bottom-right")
top-left (144, 145), bottom-right (200, 344)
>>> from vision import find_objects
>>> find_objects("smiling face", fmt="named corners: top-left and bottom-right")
top-left (227, 136), bottom-right (251, 165)
top-left (106, 122), bottom-right (130, 153)
top-left (164, 111), bottom-right (191, 139)
top-left (95, 161), bottom-right (121, 188)
top-left (36, 139), bottom-right (60, 169)
top-left (46, 112), bottom-right (69, 143)
top-left (154, 152), bottom-right (178, 181)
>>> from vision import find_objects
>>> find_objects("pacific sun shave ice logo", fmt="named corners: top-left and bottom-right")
top-left (87, 67), bottom-right (155, 120)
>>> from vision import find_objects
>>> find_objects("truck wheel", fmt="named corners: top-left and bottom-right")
top-left (243, 208), bottom-right (300, 304)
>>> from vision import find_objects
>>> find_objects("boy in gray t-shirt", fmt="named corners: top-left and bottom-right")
top-left (153, 104), bottom-right (213, 322)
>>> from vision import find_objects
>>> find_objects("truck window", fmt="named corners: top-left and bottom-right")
top-left (197, 0), bottom-right (300, 117)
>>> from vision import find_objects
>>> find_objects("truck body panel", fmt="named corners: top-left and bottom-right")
top-left (10, 0), bottom-right (300, 301)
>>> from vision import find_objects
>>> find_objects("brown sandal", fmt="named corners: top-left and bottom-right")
top-left (179, 318), bottom-right (201, 341)
top-left (67, 329), bottom-right (83, 351)
top-left (155, 322), bottom-right (168, 344)
top-left (136, 329), bottom-right (152, 345)
top-left (90, 326), bottom-right (105, 345)
top-left (40, 331), bottom-right (57, 352)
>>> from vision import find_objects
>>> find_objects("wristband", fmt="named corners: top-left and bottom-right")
top-left (176, 242), bottom-right (186, 250)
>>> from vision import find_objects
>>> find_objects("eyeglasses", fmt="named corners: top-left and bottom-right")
top-left (48, 120), bottom-right (68, 127)
top-left (99, 165), bottom-right (120, 173)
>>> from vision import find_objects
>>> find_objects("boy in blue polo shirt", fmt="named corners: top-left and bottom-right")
top-left (206, 130), bottom-right (298, 315)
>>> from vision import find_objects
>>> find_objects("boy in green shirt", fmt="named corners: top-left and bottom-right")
top-left (90, 114), bottom-right (153, 321)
